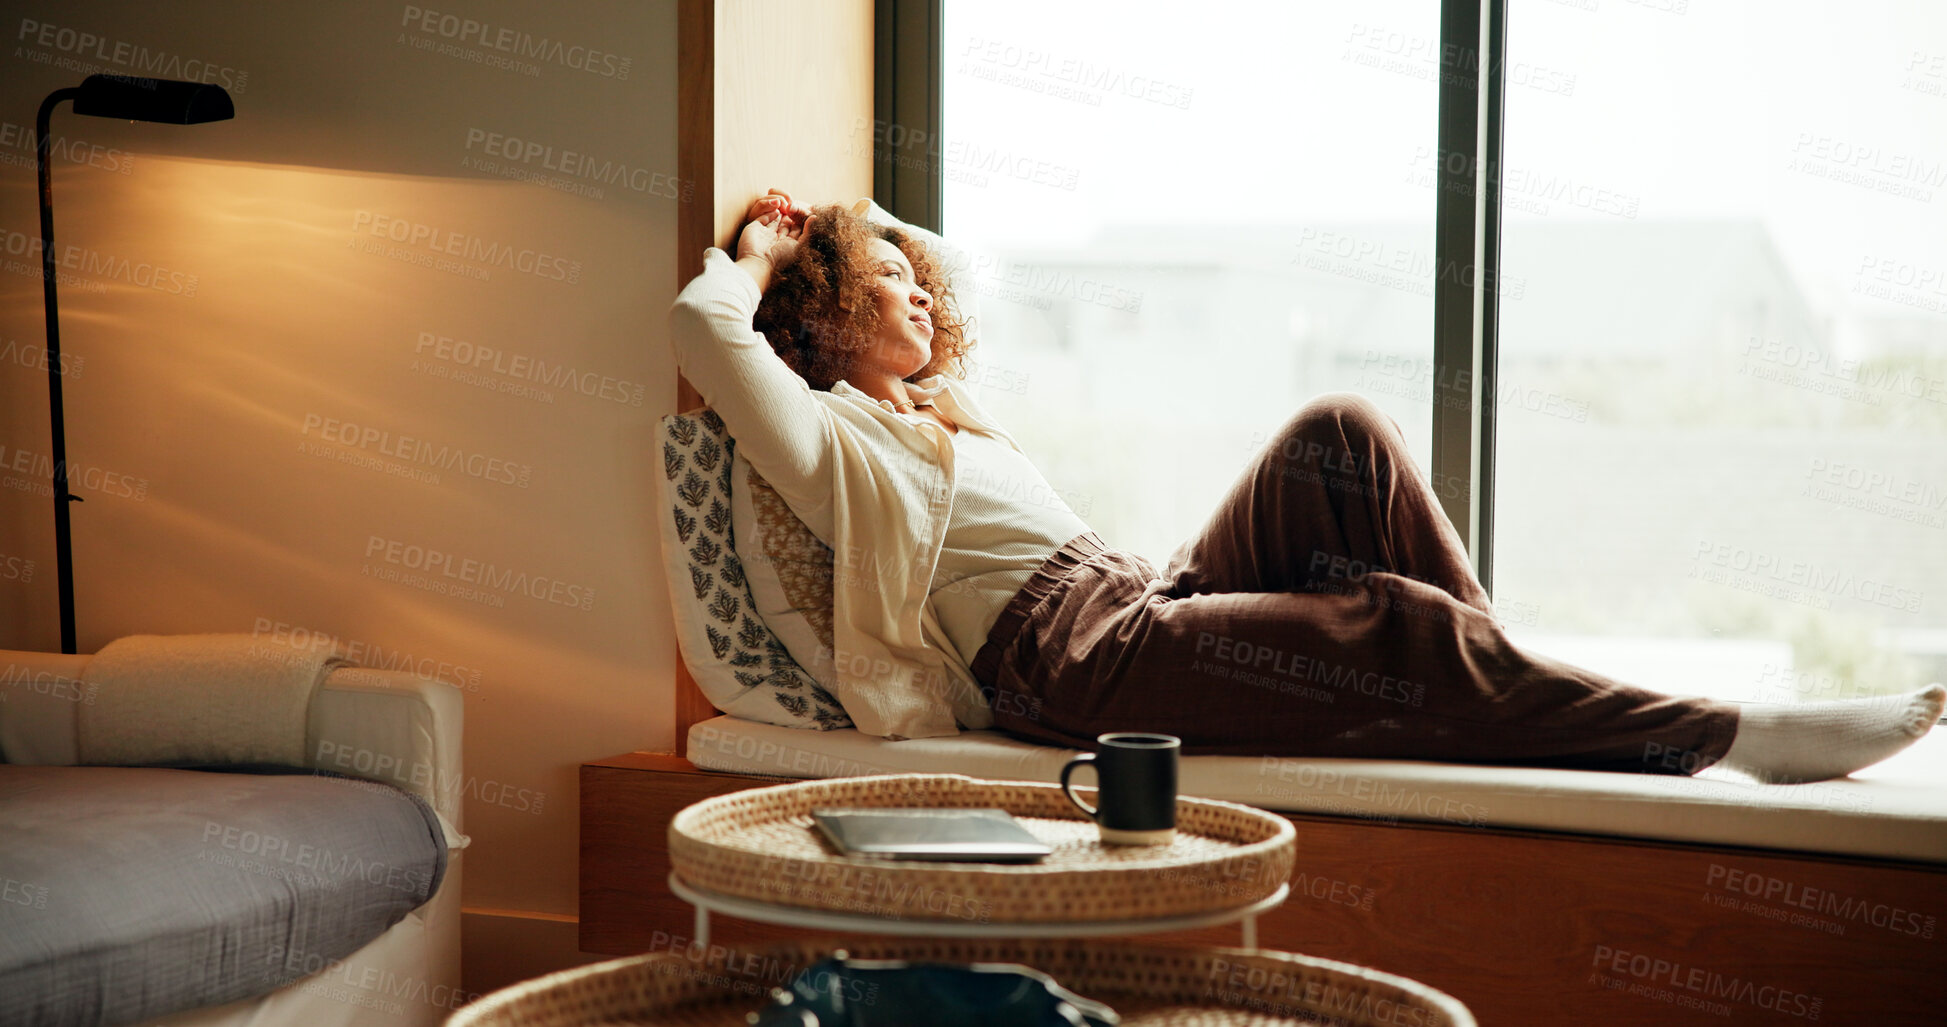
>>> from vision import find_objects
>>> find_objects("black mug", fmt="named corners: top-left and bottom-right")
top-left (1059, 733), bottom-right (1180, 845)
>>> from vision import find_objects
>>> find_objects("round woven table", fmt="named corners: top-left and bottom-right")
top-left (448, 937), bottom-right (1478, 1027)
top-left (665, 773), bottom-right (1299, 950)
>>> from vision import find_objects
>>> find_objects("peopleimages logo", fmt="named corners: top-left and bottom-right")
top-left (363, 535), bottom-right (597, 612)
top-left (463, 129), bottom-right (691, 201)
top-left (250, 619), bottom-right (482, 692)
top-left (413, 332), bottom-right (646, 406)
top-left (1589, 945), bottom-right (1821, 1020)
top-left (1689, 539), bottom-right (1924, 613)
top-left (0, 443), bottom-right (149, 501)
top-left (351, 211), bottom-right (582, 284)
top-left (15, 18), bottom-right (249, 91)
top-left (0, 553), bottom-right (35, 584)
top-left (0, 337), bottom-right (84, 379)
top-left (958, 36), bottom-right (1196, 110)
top-left (398, 6), bottom-right (632, 79)
top-left (1705, 863), bottom-right (1935, 938)
top-left (300, 413), bottom-right (534, 489)
top-left (0, 229), bottom-right (198, 296)
top-left (0, 120), bottom-right (133, 175)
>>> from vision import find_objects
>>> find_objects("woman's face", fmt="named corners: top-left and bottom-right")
top-left (859, 236), bottom-right (934, 380)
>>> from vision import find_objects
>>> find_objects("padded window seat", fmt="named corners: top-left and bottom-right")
top-left (686, 714), bottom-right (1947, 864)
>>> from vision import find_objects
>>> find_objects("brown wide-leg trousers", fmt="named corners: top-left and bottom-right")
top-left (968, 392), bottom-right (1742, 774)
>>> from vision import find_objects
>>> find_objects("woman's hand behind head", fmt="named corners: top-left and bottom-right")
top-left (737, 206), bottom-right (806, 269)
top-left (739, 189), bottom-right (810, 253)
top-left (748, 188), bottom-right (810, 226)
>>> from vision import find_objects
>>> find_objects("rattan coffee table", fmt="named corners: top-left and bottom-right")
top-left (450, 937), bottom-right (1479, 1026)
top-left (666, 773), bottom-right (1297, 950)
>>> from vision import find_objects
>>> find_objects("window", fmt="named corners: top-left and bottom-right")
top-left (933, 0), bottom-right (1443, 570)
top-left (1493, 0), bottom-right (1947, 703)
top-left (890, 0), bottom-right (1945, 704)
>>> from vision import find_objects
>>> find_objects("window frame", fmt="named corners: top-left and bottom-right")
top-left (879, 0), bottom-right (1508, 593)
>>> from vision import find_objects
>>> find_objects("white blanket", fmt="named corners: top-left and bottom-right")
top-left (76, 633), bottom-right (353, 767)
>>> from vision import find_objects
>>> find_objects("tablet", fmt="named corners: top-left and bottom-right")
top-left (811, 807), bottom-right (1054, 863)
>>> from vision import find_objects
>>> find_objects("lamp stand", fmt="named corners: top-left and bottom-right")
top-left (37, 87), bottom-right (81, 655)
top-left (31, 75), bottom-right (235, 654)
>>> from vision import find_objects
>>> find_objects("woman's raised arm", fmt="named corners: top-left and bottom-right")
top-left (668, 196), bottom-right (837, 543)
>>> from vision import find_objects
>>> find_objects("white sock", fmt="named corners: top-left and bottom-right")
top-left (1716, 684), bottom-right (1945, 783)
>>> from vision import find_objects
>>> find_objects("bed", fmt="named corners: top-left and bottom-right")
top-left (584, 404), bottom-right (1947, 1025)
top-left (0, 646), bottom-right (466, 1027)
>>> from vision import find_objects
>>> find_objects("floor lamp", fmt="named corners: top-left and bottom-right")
top-left (38, 75), bottom-right (233, 653)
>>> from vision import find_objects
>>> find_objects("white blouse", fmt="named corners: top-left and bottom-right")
top-left (925, 424), bottom-right (1093, 685)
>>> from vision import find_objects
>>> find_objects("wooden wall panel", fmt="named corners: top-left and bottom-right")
top-left (671, 0), bottom-right (874, 745)
top-left (713, 0), bottom-right (875, 255)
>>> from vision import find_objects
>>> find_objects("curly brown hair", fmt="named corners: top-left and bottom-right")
top-left (752, 202), bottom-right (971, 393)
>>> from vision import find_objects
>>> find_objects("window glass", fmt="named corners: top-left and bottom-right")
top-left (942, 0), bottom-right (1442, 570)
top-left (1495, 0), bottom-right (1947, 703)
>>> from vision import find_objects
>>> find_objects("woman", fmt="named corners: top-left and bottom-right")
top-left (670, 187), bottom-right (1943, 782)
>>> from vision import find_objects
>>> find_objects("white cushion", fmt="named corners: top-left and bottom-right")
top-left (686, 714), bottom-right (1947, 864)
top-left (655, 411), bottom-right (849, 729)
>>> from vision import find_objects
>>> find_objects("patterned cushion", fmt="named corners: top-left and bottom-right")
top-left (655, 409), bottom-right (850, 729)
top-left (730, 449), bottom-right (841, 695)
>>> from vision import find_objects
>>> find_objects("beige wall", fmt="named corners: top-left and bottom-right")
top-left (0, 0), bottom-right (679, 996)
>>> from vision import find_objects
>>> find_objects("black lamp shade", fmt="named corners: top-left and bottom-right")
top-left (70, 74), bottom-right (233, 124)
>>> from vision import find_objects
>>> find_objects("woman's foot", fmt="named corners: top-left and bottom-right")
top-left (1716, 684), bottom-right (1946, 783)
